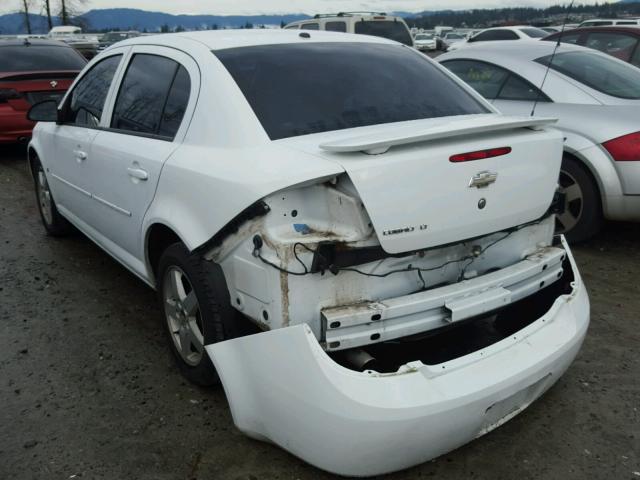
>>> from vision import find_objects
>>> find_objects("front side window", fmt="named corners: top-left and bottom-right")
top-left (536, 51), bottom-right (640, 99)
top-left (215, 43), bottom-right (488, 140)
top-left (111, 54), bottom-right (190, 138)
top-left (301, 23), bottom-right (319, 30)
top-left (67, 54), bottom-right (121, 127)
top-left (585, 32), bottom-right (638, 62)
top-left (325, 21), bottom-right (347, 32)
top-left (354, 21), bottom-right (413, 46)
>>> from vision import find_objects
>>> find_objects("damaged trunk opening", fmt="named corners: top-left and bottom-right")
top-left (331, 256), bottom-right (575, 373)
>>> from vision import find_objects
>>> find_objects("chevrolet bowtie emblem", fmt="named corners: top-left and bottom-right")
top-left (50, 80), bottom-right (58, 88)
top-left (469, 171), bottom-right (498, 189)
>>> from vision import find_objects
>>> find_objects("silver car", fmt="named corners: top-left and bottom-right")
top-left (439, 41), bottom-right (640, 241)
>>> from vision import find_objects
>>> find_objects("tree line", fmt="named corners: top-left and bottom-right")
top-left (406, 2), bottom-right (640, 29)
top-left (18, 0), bottom-right (84, 34)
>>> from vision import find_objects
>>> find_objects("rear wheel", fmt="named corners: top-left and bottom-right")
top-left (556, 156), bottom-right (603, 243)
top-left (157, 243), bottom-right (237, 386)
top-left (32, 158), bottom-right (73, 236)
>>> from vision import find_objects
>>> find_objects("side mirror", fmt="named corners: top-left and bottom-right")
top-left (27, 100), bottom-right (61, 124)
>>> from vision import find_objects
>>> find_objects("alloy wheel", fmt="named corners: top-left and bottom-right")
top-left (556, 169), bottom-right (584, 234)
top-left (163, 266), bottom-right (204, 366)
top-left (36, 167), bottom-right (54, 226)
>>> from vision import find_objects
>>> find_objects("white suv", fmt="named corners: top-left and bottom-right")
top-left (285, 12), bottom-right (414, 46)
top-left (26, 30), bottom-right (588, 477)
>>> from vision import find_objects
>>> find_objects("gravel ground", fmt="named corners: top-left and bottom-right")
top-left (1, 144), bottom-right (638, 480)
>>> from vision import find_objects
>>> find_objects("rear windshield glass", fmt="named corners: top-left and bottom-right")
top-left (0, 45), bottom-right (86, 72)
top-left (536, 51), bottom-right (640, 99)
top-left (214, 43), bottom-right (488, 140)
top-left (354, 20), bottom-right (413, 46)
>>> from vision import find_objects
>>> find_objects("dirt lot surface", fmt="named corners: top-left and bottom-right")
top-left (1, 144), bottom-right (639, 480)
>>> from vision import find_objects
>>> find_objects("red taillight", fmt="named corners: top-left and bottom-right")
top-left (0, 88), bottom-right (22, 104)
top-left (603, 132), bottom-right (640, 161)
top-left (449, 147), bottom-right (512, 163)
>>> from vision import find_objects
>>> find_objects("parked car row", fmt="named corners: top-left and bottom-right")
top-left (22, 29), bottom-right (591, 477)
top-left (2, 22), bottom-right (638, 478)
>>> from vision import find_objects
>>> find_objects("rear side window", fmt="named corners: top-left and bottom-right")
top-left (354, 20), bottom-right (413, 46)
top-left (584, 32), bottom-right (638, 62)
top-left (215, 43), bottom-right (488, 140)
top-left (519, 28), bottom-right (548, 39)
top-left (545, 31), bottom-right (582, 45)
top-left (536, 51), bottom-right (640, 99)
top-left (111, 54), bottom-right (190, 138)
top-left (67, 54), bottom-right (121, 127)
top-left (325, 21), bottom-right (347, 32)
top-left (632, 44), bottom-right (640, 67)
top-left (443, 60), bottom-right (508, 99)
top-left (0, 45), bottom-right (86, 72)
top-left (470, 30), bottom-right (519, 42)
top-left (157, 66), bottom-right (191, 138)
top-left (443, 59), bottom-right (550, 102)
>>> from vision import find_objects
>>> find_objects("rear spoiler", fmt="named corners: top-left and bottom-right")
top-left (319, 115), bottom-right (558, 155)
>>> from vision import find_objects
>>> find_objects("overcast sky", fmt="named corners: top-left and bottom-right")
top-left (1, 0), bottom-right (595, 15)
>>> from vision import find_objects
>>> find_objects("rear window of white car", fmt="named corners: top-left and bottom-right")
top-left (0, 45), bottom-right (86, 72)
top-left (536, 51), bottom-right (640, 99)
top-left (214, 43), bottom-right (488, 140)
top-left (354, 20), bottom-right (413, 46)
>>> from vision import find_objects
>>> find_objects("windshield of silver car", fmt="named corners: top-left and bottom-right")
top-left (536, 51), bottom-right (640, 99)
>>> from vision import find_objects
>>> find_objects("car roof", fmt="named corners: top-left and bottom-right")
top-left (0, 38), bottom-right (73, 48)
top-left (547, 25), bottom-right (640, 36)
top-left (116, 29), bottom-right (398, 50)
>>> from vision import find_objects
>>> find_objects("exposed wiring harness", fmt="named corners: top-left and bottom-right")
top-left (253, 219), bottom-right (545, 288)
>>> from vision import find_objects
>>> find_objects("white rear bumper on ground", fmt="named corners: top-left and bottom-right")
top-left (206, 236), bottom-right (589, 477)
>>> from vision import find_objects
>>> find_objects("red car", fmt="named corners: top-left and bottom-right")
top-left (0, 38), bottom-right (86, 144)
top-left (544, 26), bottom-right (640, 68)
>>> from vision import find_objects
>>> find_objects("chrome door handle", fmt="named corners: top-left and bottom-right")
top-left (127, 167), bottom-right (149, 181)
top-left (74, 150), bottom-right (87, 162)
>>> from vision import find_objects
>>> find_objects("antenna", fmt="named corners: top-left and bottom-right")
top-left (531, 0), bottom-right (574, 117)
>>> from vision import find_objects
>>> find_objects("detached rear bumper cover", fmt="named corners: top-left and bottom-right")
top-left (206, 237), bottom-right (589, 477)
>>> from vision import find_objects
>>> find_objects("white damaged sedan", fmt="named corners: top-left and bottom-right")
top-left (27, 30), bottom-right (589, 476)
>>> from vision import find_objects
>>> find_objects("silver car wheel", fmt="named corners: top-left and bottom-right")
top-left (36, 167), bottom-right (54, 226)
top-left (556, 169), bottom-right (584, 234)
top-left (163, 266), bottom-right (204, 366)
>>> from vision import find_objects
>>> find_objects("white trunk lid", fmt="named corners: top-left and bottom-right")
top-left (280, 115), bottom-right (563, 253)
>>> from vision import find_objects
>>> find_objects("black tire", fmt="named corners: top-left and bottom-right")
top-left (156, 242), bottom-right (238, 386)
top-left (556, 155), bottom-right (603, 243)
top-left (31, 157), bottom-right (74, 237)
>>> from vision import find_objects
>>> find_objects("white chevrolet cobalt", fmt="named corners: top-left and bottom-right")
top-left (27, 31), bottom-right (589, 477)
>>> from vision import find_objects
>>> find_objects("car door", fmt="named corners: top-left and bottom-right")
top-left (78, 46), bottom-right (198, 273)
top-left (48, 52), bottom-right (125, 221)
